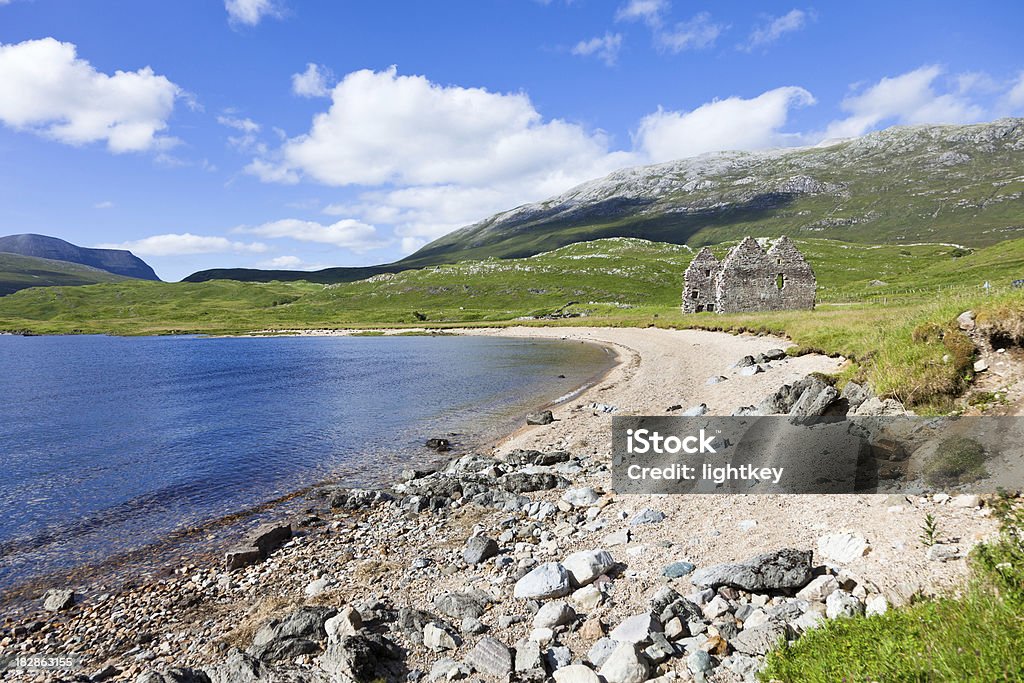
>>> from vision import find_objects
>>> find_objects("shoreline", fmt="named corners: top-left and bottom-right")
top-left (1, 326), bottom-right (1002, 682)
top-left (0, 333), bottom-right (618, 617)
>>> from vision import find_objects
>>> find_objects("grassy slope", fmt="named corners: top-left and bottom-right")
top-left (0, 252), bottom-right (130, 296)
top-left (2, 236), bottom-right (1023, 408)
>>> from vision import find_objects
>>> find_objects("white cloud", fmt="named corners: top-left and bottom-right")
top-left (571, 33), bottom-right (623, 66)
top-left (616, 2), bottom-right (724, 52)
top-left (615, 0), bottom-right (667, 26)
top-left (292, 63), bottom-right (333, 97)
top-left (0, 38), bottom-right (181, 153)
top-left (1007, 72), bottom-right (1024, 109)
top-left (217, 114), bottom-right (265, 153)
top-left (94, 200), bottom-right (115, 209)
top-left (217, 115), bottom-right (259, 133)
top-left (744, 9), bottom-right (809, 51)
top-left (98, 233), bottom-right (268, 257)
top-left (636, 86), bottom-right (815, 162)
top-left (250, 67), bottom-right (632, 188)
top-left (225, 0), bottom-right (281, 26)
top-left (824, 65), bottom-right (985, 139)
top-left (656, 12), bottom-right (726, 52)
top-left (239, 218), bottom-right (388, 252)
top-left (247, 67), bottom-right (635, 249)
top-left (246, 158), bottom-right (299, 184)
top-left (258, 255), bottom-right (330, 270)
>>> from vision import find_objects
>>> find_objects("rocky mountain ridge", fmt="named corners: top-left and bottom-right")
top-left (0, 234), bottom-right (160, 282)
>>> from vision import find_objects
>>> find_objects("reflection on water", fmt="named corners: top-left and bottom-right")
top-left (0, 334), bottom-right (611, 594)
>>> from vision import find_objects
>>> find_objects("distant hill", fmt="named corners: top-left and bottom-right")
top-left (183, 264), bottom-right (395, 285)
top-left (0, 234), bottom-right (159, 281)
top-left (0, 252), bottom-right (130, 296)
top-left (185, 118), bottom-right (1024, 284)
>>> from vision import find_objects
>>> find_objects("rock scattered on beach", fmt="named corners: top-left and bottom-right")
top-left (562, 549), bottom-right (615, 587)
top-left (526, 410), bottom-right (555, 425)
top-left (463, 535), bottom-right (499, 565)
top-left (663, 561), bottom-right (696, 578)
top-left (817, 532), bottom-right (871, 563)
top-left (425, 437), bottom-right (452, 452)
top-left (629, 508), bottom-right (665, 526)
top-left (42, 588), bottom-right (75, 612)
top-left (514, 562), bottom-right (572, 599)
top-left (691, 548), bottom-right (814, 591)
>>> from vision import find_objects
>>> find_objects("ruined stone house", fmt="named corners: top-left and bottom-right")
top-left (682, 236), bottom-right (816, 313)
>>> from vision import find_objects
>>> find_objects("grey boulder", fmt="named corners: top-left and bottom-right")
top-left (690, 548), bottom-right (813, 591)
top-left (514, 562), bottom-right (571, 600)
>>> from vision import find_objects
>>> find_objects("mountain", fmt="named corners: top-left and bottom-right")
top-left (0, 252), bottom-right (131, 296)
top-left (185, 118), bottom-right (1024, 283)
top-left (0, 234), bottom-right (160, 281)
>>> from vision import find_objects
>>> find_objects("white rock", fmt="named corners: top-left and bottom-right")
top-left (598, 643), bottom-right (649, 683)
top-left (818, 532), bottom-right (871, 563)
top-left (571, 585), bottom-right (604, 611)
top-left (563, 488), bottom-right (601, 508)
top-left (325, 606), bottom-right (362, 643)
top-left (529, 627), bottom-right (555, 644)
top-left (825, 591), bottom-right (864, 619)
top-left (562, 549), bottom-right (615, 587)
top-left (866, 595), bottom-right (888, 616)
top-left (303, 577), bottom-right (329, 597)
top-left (742, 609), bottom-right (768, 629)
top-left (951, 494), bottom-right (981, 508)
top-left (796, 575), bottom-right (840, 602)
top-left (702, 595), bottom-right (731, 620)
top-left (533, 600), bottom-right (577, 629)
top-left (424, 622), bottom-right (457, 651)
top-left (957, 310), bottom-right (976, 331)
top-left (553, 664), bottom-right (602, 683)
top-left (514, 562), bottom-right (571, 599)
top-left (609, 614), bottom-right (661, 644)
top-left (664, 617), bottom-right (685, 640)
top-left (933, 493), bottom-right (951, 504)
top-left (603, 528), bottom-right (630, 546)
top-left (791, 610), bottom-right (824, 634)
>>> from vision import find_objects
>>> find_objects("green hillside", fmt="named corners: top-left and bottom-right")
top-left (0, 237), bottom-right (1007, 332)
top-left (0, 252), bottom-right (131, 296)
top-left (186, 119), bottom-right (1024, 284)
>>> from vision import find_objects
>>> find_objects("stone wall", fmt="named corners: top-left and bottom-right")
top-left (682, 236), bottom-right (816, 314)
top-left (681, 248), bottom-right (720, 313)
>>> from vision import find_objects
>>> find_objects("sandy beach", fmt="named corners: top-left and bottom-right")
top-left (1, 326), bottom-right (1000, 682)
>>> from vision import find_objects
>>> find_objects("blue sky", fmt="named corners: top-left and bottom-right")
top-left (1, 0), bottom-right (1022, 281)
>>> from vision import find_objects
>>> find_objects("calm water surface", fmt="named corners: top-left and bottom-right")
top-left (0, 334), bottom-right (611, 596)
